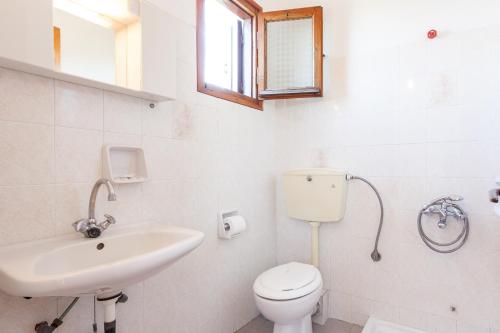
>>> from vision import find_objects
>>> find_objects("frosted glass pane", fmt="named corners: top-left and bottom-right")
top-left (266, 18), bottom-right (314, 90)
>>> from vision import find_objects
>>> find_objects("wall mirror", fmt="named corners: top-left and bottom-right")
top-left (52, 0), bottom-right (140, 88)
top-left (258, 7), bottom-right (323, 100)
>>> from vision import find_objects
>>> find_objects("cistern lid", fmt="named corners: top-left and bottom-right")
top-left (253, 262), bottom-right (322, 301)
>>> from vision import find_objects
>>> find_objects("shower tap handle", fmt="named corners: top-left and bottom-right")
top-left (432, 195), bottom-right (463, 204)
top-left (423, 196), bottom-right (463, 216)
top-left (423, 195), bottom-right (466, 222)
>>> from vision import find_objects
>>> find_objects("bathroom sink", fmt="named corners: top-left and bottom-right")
top-left (0, 222), bottom-right (204, 297)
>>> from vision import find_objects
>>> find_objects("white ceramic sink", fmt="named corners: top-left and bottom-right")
top-left (0, 222), bottom-right (204, 297)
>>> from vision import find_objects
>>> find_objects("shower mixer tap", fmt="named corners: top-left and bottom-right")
top-left (423, 196), bottom-right (465, 228)
top-left (418, 195), bottom-right (469, 253)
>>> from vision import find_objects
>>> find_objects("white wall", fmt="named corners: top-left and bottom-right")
top-left (3, 0), bottom-right (500, 332)
top-left (0, 13), bottom-right (276, 333)
top-left (145, 0), bottom-right (197, 25)
top-left (269, 0), bottom-right (500, 332)
top-left (53, 9), bottom-right (117, 84)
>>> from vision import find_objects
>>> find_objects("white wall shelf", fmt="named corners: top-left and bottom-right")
top-left (0, 56), bottom-right (173, 103)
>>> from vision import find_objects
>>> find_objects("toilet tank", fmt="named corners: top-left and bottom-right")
top-left (283, 169), bottom-right (348, 222)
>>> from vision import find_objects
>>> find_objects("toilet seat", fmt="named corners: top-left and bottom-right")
top-left (253, 262), bottom-right (322, 301)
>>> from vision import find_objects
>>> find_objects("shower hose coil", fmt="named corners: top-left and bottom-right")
top-left (417, 199), bottom-right (469, 253)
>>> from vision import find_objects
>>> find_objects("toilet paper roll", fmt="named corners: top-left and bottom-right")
top-left (223, 215), bottom-right (246, 238)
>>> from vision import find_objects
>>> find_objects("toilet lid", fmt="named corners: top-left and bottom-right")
top-left (253, 262), bottom-right (322, 300)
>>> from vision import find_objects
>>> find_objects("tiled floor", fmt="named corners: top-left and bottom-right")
top-left (236, 315), bottom-right (363, 333)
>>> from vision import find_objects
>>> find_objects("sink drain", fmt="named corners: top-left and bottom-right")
top-left (96, 243), bottom-right (105, 250)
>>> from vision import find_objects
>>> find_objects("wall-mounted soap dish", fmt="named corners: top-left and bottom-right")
top-left (103, 145), bottom-right (149, 184)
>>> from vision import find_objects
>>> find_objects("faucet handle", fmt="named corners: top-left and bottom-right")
top-left (99, 214), bottom-right (116, 230)
top-left (72, 219), bottom-right (89, 232)
top-left (104, 214), bottom-right (116, 224)
top-left (430, 195), bottom-right (463, 205)
top-left (442, 195), bottom-right (463, 203)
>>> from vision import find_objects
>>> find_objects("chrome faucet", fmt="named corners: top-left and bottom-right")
top-left (72, 178), bottom-right (117, 238)
top-left (422, 196), bottom-right (465, 229)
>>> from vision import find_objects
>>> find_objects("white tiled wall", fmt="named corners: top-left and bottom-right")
top-left (268, 0), bottom-right (500, 332)
top-left (0, 13), bottom-right (276, 333)
top-left (2, 0), bottom-right (500, 332)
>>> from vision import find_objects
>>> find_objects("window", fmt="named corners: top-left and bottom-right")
top-left (197, 0), bottom-right (263, 110)
top-left (257, 7), bottom-right (323, 99)
top-left (197, 2), bottom-right (324, 109)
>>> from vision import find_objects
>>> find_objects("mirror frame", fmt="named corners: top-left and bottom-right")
top-left (257, 6), bottom-right (323, 100)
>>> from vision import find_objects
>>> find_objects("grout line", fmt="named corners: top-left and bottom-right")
top-left (51, 78), bottom-right (57, 235)
top-left (52, 77), bottom-right (59, 321)
top-left (101, 89), bottom-right (105, 178)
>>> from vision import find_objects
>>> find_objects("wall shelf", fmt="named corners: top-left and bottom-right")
top-left (0, 56), bottom-right (173, 103)
top-left (103, 145), bottom-right (149, 184)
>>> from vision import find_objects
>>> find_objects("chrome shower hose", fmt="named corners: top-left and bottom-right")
top-left (348, 175), bottom-right (384, 262)
top-left (417, 200), bottom-right (469, 253)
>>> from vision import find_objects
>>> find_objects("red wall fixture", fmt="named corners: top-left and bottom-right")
top-left (427, 29), bottom-right (438, 39)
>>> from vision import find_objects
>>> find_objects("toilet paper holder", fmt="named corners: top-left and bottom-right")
top-left (218, 210), bottom-right (246, 240)
top-left (489, 177), bottom-right (500, 203)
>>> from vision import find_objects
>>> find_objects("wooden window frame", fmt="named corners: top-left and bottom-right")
top-left (197, 0), bottom-right (264, 111)
top-left (257, 6), bottom-right (323, 100)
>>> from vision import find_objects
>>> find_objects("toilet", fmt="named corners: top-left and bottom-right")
top-left (253, 169), bottom-right (348, 333)
top-left (253, 262), bottom-right (323, 333)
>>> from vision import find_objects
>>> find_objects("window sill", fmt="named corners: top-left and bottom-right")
top-left (198, 83), bottom-right (263, 111)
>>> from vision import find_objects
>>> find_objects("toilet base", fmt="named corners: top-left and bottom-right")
top-left (273, 314), bottom-right (312, 333)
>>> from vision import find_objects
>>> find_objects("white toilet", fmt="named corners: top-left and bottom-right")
top-left (253, 169), bottom-right (348, 333)
top-left (253, 262), bottom-right (323, 333)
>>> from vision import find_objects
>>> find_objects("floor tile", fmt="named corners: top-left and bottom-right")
top-left (236, 315), bottom-right (364, 333)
